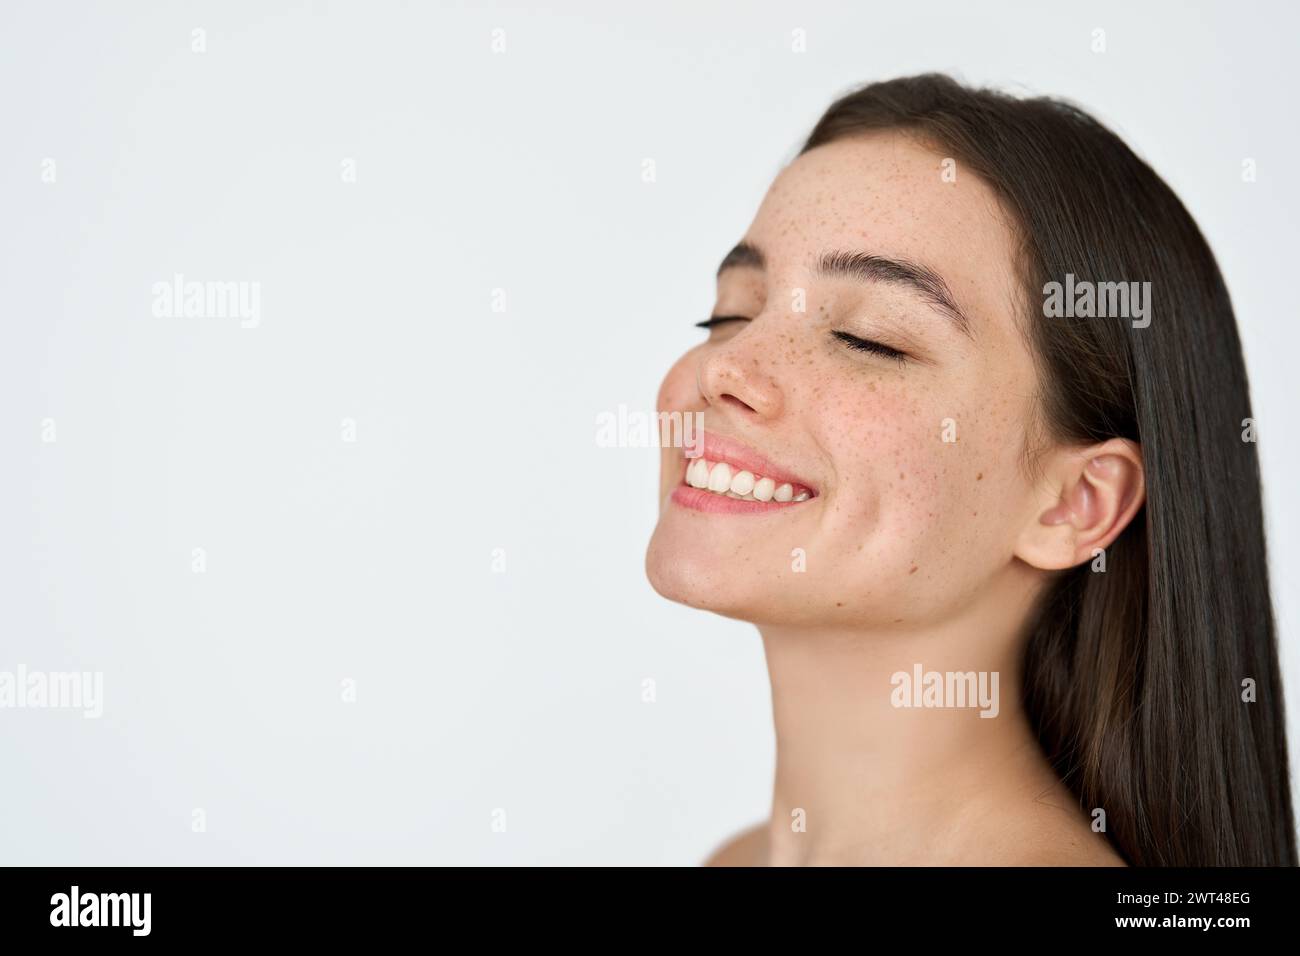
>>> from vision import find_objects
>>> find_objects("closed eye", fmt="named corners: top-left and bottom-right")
top-left (694, 315), bottom-right (752, 329)
top-left (832, 330), bottom-right (909, 365)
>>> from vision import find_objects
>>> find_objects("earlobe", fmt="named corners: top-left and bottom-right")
top-left (1015, 439), bottom-right (1145, 572)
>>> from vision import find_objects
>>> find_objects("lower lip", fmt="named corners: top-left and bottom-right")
top-left (670, 484), bottom-right (812, 514)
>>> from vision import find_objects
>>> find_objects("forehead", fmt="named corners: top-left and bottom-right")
top-left (740, 132), bottom-right (1024, 332)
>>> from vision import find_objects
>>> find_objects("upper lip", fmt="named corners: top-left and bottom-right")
top-left (686, 431), bottom-right (818, 494)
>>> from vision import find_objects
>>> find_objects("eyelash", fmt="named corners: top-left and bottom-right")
top-left (830, 330), bottom-right (909, 365)
top-left (694, 315), bottom-right (749, 329)
top-left (694, 317), bottom-right (910, 365)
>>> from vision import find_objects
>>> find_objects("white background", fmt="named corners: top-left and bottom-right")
top-left (2, 0), bottom-right (1296, 864)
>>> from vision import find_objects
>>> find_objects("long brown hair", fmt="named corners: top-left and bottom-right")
top-left (802, 74), bottom-right (1296, 865)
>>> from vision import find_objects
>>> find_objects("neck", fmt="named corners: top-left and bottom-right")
top-left (757, 581), bottom-right (1063, 865)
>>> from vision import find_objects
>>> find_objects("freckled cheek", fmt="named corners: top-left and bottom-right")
top-left (820, 387), bottom-right (946, 521)
top-left (828, 398), bottom-right (1014, 559)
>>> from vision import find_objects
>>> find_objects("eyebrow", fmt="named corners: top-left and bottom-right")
top-left (716, 241), bottom-right (766, 276)
top-left (716, 241), bottom-right (973, 338)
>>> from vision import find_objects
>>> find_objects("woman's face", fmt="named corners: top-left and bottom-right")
top-left (645, 131), bottom-right (1048, 630)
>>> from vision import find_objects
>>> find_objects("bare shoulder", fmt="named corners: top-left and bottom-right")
top-left (1011, 829), bottom-right (1128, 866)
top-left (1008, 789), bottom-right (1129, 866)
top-left (702, 822), bottom-right (768, 867)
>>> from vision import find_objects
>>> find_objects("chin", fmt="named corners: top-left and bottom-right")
top-left (645, 526), bottom-right (716, 607)
top-left (645, 525), bottom-right (755, 620)
top-left (646, 523), bottom-right (921, 631)
top-left (644, 524), bottom-right (819, 627)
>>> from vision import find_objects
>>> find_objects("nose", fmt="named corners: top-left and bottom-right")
top-left (696, 328), bottom-right (784, 420)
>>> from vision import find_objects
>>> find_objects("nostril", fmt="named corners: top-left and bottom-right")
top-left (697, 352), bottom-right (781, 419)
top-left (718, 393), bottom-right (757, 414)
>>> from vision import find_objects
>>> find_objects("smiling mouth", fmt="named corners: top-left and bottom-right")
top-left (682, 458), bottom-right (814, 503)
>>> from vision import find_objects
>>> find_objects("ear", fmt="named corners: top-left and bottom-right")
top-left (1014, 438), bottom-right (1146, 572)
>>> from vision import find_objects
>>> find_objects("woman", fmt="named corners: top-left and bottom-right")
top-left (645, 74), bottom-right (1296, 866)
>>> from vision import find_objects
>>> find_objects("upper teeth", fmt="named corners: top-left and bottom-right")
top-left (684, 458), bottom-right (810, 503)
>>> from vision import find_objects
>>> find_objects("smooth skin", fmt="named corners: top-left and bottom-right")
top-left (645, 131), bottom-right (1143, 866)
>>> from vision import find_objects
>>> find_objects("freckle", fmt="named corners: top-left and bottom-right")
top-left (835, 601), bottom-right (844, 607)
top-left (893, 618), bottom-right (904, 624)
top-left (976, 472), bottom-right (983, 480)
top-left (909, 566), bottom-right (918, 574)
